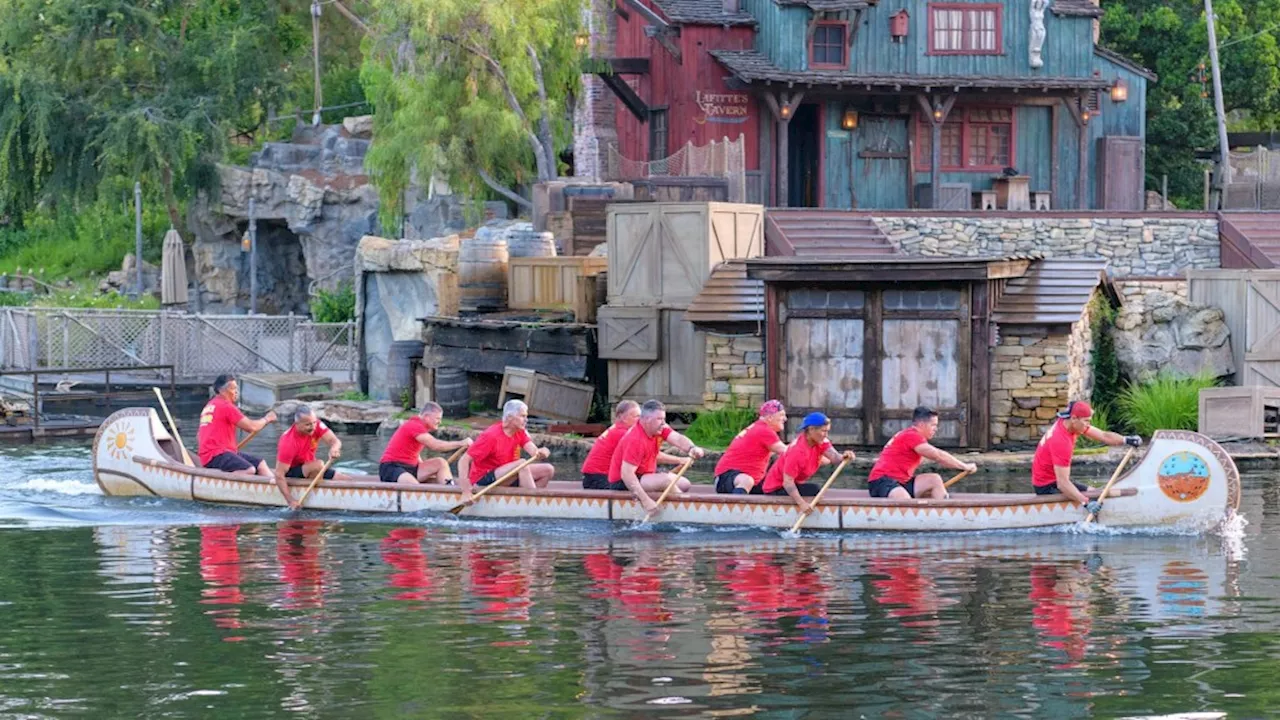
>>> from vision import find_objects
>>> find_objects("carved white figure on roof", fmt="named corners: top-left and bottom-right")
top-left (1030, 0), bottom-right (1049, 69)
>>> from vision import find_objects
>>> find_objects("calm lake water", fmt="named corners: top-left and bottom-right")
top-left (0, 427), bottom-right (1277, 718)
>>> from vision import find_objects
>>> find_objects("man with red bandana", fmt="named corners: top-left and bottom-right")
top-left (713, 400), bottom-right (789, 495)
top-left (1031, 400), bottom-right (1140, 515)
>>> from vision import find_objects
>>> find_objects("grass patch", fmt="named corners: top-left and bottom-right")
top-left (337, 390), bottom-right (369, 401)
top-left (0, 195), bottom-right (170, 281)
top-left (684, 405), bottom-right (756, 450)
top-left (1118, 372), bottom-right (1219, 437)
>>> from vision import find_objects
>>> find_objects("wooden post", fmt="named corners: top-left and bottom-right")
top-left (915, 94), bottom-right (956, 208)
top-left (1050, 103), bottom-right (1060, 206)
top-left (764, 91), bottom-right (804, 208)
top-left (1061, 96), bottom-right (1089, 209)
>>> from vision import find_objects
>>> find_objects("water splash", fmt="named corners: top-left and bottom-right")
top-left (14, 478), bottom-right (102, 496)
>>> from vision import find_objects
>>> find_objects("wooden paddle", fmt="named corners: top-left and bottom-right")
top-left (448, 455), bottom-right (539, 515)
top-left (1083, 446), bottom-right (1136, 524)
top-left (640, 456), bottom-right (696, 524)
top-left (788, 457), bottom-right (852, 534)
top-left (152, 387), bottom-right (194, 466)
top-left (446, 445), bottom-right (467, 464)
top-left (237, 426), bottom-right (263, 450)
top-left (943, 468), bottom-right (974, 489)
top-left (294, 456), bottom-right (337, 509)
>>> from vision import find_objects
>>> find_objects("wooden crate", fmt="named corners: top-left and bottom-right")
top-left (508, 257), bottom-right (608, 311)
top-left (527, 374), bottom-right (595, 423)
top-left (1199, 386), bottom-right (1280, 440)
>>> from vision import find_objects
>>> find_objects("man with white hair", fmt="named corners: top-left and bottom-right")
top-left (379, 401), bottom-right (473, 485)
top-left (459, 399), bottom-right (553, 505)
top-left (273, 404), bottom-right (349, 510)
top-left (608, 399), bottom-right (704, 513)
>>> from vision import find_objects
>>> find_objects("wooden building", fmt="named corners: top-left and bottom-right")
top-left (592, 0), bottom-right (1155, 210)
top-left (686, 253), bottom-right (1118, 448)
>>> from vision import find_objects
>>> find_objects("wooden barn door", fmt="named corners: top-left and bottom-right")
top-left (782, 288), bottom-right (866, 445)
top-left (1245, 278), bottom-right (1280, 387)
top-left (1096, 136), bottom-right (1144, 210)
top-left (854, 115), bottom-right (910, 209)
top-left (875, 287), bottom-right (970, 446)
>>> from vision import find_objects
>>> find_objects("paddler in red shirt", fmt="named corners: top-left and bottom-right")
top-left (610, 399), bottom-right (704, 512)
top-left (197, 374), bottom-right (278, 476)
top-left (272, 404), bottom-right (349, 510)
top-left (867, 406), bottom-right (976, 500)
top-left (378, 401), bottom-right (473, 485)
top-left (761, 412), bottom-right (854, 514)
top-left (713, 399), bottom-right (789, 495)
top-left (579, 400), bottom-right (639, 490)
top-left (458, 399), bottom-right (554, 506)
top-left (1031, 400), bottom-right (1140, 516)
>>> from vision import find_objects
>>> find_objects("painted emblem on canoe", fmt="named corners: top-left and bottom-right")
top-left (1157, 451), bottom-right (1211, 503)
top-left (105, 422), bottom-right (136, 461)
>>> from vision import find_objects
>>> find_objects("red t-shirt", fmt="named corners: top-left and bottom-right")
top-left (580, 422), bottom-right (629, 475)
top-left (762, 437), bottom-right (832, 494)
top-left (197, 396), bottom-right (245, 465)
top-left (276, 421), bottom-right (330, 467)
top-left (1032, 419), bottom-right (1078, 487)
top-left (466, 423), bottom-right (531, 483)
top-left (868, 426), bottom-right (929, 484)
top-left (608, 424), bottom-right (674, 482)
top-left (380, 416), bottom-right (432, 466)
top-left (714, 420), bottom-right (782, 480)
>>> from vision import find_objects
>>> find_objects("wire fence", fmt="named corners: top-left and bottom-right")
top-left (0, 308), bottom-right (356, 383)
top-left (606, 135), bottom-right (747, 203)
top-left (1226, 146), bottom-right (1280, 209)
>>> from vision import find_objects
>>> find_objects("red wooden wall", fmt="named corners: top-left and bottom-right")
top-left (614, 9), bottom-right (760, 170)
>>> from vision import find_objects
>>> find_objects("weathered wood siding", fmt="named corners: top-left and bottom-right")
top-left (606, 310), bottom-right (706, 405)
top-left (1189, 270), bottom-right (1280, 387)
top-left (741, 0), bottom-right (810, 71)
top-left (614, 10), bottom-right (759, 168)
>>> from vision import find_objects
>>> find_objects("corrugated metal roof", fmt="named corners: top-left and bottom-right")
top-left (1094, 46), bottom-right (1158, 82)
top-left (649, 0), bottom-right (757, 25)
top-left (991, 259), bottom-right (1116, 326)
top-left (686, 261), bottom-right (765, 324)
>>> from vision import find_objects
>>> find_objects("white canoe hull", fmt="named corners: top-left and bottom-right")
top-left (93, 408), bottom-right (1241, 533)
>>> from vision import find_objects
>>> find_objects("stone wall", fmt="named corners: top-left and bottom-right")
top-left (991, 328), bottom-right (1076, 445)
top-left (875, 216), bottom-right (1220, 276)
top-left (702, 334), bottom-right (766, 409)
top-left (1111, 288), bottom-right (1234, 382)
top-left (572, 0), bottom-right (617, 181)
top-left (1068, 295), bottom-right (1101, 404)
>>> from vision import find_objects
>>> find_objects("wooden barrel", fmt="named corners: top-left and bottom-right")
top-left (387, 340), bottom-right (424, 408)
top-left (505, 225), bottom-right (558, 258)
top-left (434, 367), bottom-right (470, 419)
top-left (594, 271), bottom-right (608, 309)
top-left (458, 230), bottom-right (508, 312)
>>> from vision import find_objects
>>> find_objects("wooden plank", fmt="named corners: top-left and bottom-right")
top-left (527, 374), bottom-right (594, 422)
top-left (969, 282), bottom-right (990, 449)
top-left (422, 346), bottom-right (589, 379)
top-left (508, 257), bottom-right (608, 311)
top-left (765, 284), bottom-right (781, 400)
top-left (665, 310), bottom-right (706, 403)
top-left (423, 323), bottom-right (590, 356)
top-left (864, 290), bottom-right (882, 445)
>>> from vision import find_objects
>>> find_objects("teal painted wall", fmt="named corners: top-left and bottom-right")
top-left (741, 0), bottom-right (810, 71)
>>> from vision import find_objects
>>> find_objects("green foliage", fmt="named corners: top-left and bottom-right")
top-left (338, 389), bottom-right (369, 401)
top-left (1089, 294), bottom-right (1126, 424)
top-left (360, 0), bottom-right (589, 227)
top-left (0, 192), bottom-right (169, 279)
top-left (1118, 372), bottom-right (1219, 436)
top-left (1101, 0), bottom-right (1280, 207)
top-left (34, 290), bottom-right (160, 310)
top-left (310, 282), bottom-right (356, 323)
top-left (1080, 405), bottom-right (1114, 449)
top-left (685, 405), bottom-right (757, 450)
top-left (0, 291), bottom-right (30, 307)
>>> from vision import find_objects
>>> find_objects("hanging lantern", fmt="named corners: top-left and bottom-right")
top-left (1110, 78), bottom-right (1128, 102)
top-left (841, 108), bottom-right (859, 130)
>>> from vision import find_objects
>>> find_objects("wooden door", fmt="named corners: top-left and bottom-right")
top-left (1245, 279), bottom-right (1280, 386)
top-left (854, 115), bottom-right (910, 209)
top-left (876, 288), bottom-right (970, 446)
top-left (607, 310), bottom-right (706, 405)
top-left (782, 288), bottom-right (866, 445)
top-left (1096, 136), bottom-right (1144, 210)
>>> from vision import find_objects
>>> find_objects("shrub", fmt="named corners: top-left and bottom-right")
top-left (1118, 372), bottom-right (1219, 437)
top-left (685, 404), bottom-right (757, 449)
top-left (1079, 405), bottom-right (1113, 449)
top-left (0, 194), bottom-right (169, 279)
top-left (1089, 294), bottom-right (1125, 423)
top-left (310, 282), bottom-right (356, 323)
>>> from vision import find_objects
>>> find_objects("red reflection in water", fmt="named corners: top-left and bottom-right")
top-left (717, 555), bottom-right (830, 631)
top-left (869, 556), bottom-right (941, 630)
top-left (1029, 564), bottom-right (1091, 666)
top-left (198, 525), bottom-right (245, 637)
top-left (380, 528), bottom-right (437, 602)
top-left (277, 520), bottom-right (327, 610)
top-left (467, 550), bottom-right (531, 621)
top-left (583, 553), bottom-right (671, 624)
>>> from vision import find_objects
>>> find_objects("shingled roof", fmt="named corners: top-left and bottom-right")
top-left (710, 49), bottom-right (1113, 90)
top-left (991, 259), bottom-right (1117, 326)
top-left (1094, 46), bottom-right (1158, 82)
top-left (649, 0), bottom-right (757, 26)
top-left (1051, 0), bottom-right (1104, 17)
top-left (686, 261), bottom-right (765, 325)
top-left (776, 0), bottom-right (872, 11)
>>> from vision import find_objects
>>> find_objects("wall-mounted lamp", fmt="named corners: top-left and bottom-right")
top-left (575, 33), bottom-right (590, 50)
top-left (841, 108), bottom-right (859, 130)
top-left (932, 108), bottom-right (943, 121)
top-left (241, 230), bottom-right (251, 253)
top-left (780, 104), bottom-right (792, 119)
top-left (1081, 109), bottom-right (1091, 123)
top-left (1110, 78), bottom-right (1128, 102)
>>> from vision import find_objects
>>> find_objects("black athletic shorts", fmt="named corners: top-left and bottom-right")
top-left (767, 483), bottom-right (820, 497)
top-left (475, 470), bottom-right (502, 487)
top-left (714, 469), bottom-right (765, 495)
top-left (868, 476), bottom-right (916, 498)
top-left (205, 451), bottom-right (263, 473)
top-left (1034, 480), bottom-right (1090, 495)
top-left (286, 464), bottom-right (336, 480)
top-left (582, 472), bottom-right (611, 490)
top-left (379, 462), bottom-right (417, 484)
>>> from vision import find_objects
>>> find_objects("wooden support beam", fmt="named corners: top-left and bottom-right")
top-left (915, 94), bottom-right (957, 208)
top-left (770, 91), bottom-right (804, 208)
top-left (597, 72), bottom-right (649, 122)
top-left (603, 57), bottom-right (650, 74)
top-left (624, 0), bottom-right (682, 64)
top-left (848, 8), bottom-right (864, 49)
top-left (1060, 96), bottom-right (1089, 208)
top-left (620, 0), bottom-right (671, 29)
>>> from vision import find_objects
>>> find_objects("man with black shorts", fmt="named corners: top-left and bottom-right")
top-left (1031, 400), bottom-right (1140, 515)
top-left (760, 412), bottom-right (854, 514)
top-left (458, 400), bottom-right (554, 506)
top-left (713, 400), bottom-right (788, 494)
top-left (579, 400), bottom-right (639, 490)
top-left (867, 406), bottom-right (974, 500)
top-left (378, 401), bottom-right (472, 485)
top-left (197, 374), bottom-right (277, 476)
top-left (272, 404), bottom-right (348, 509)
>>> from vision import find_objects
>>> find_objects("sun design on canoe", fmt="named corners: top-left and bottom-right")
top-left (105, 423), bottom-right (136, 461)
top-left (1157, 451), bottom-right (1211, 503)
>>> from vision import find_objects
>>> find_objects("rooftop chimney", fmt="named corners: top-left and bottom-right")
top-left (723, 0), bottom-right (740, 12)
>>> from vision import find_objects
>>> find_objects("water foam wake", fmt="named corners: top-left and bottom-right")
top-left (13, 478), bottom-right (103, 496)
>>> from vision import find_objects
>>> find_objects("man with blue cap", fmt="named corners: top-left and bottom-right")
top-left (759, 411), bottom-right (855, 514)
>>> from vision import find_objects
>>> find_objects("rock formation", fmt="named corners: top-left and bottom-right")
top-left (1111, 290), bottom-right (1234, 381)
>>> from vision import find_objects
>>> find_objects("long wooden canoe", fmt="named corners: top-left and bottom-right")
top-left (93, 408), bottom-right (1241, 533)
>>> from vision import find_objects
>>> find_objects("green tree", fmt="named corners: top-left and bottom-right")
top-left (1101, 0), bottom-right (1280, 206)
top-left (360, 0), bottom-right (588, 222)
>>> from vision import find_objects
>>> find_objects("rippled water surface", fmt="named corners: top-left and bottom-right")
top-left (0, 430), bottom-right (1278, 718)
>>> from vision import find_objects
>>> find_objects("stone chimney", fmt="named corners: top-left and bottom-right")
top-left (573, 0), bottom-right (619, 181)
top-left (1092, 0), bottom-right (1101, 43)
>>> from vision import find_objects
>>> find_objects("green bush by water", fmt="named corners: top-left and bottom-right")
top-left (684, 405), bottom-right (756, 449)
top-left (1118, 372), bottom-right (1219, 437)
top-left (311, 283), bottom-right (357, 323)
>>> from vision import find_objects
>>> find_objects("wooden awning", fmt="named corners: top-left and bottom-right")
top-left (686, 261), bottom-right (765, 324)
top-left (990, 259), bottom-right (1118, 326)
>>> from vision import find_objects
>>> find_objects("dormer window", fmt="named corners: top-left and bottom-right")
top-left (810, 22), bottom-right (847, 68)
top-left (927, 3), bottom-right (1001, 55)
